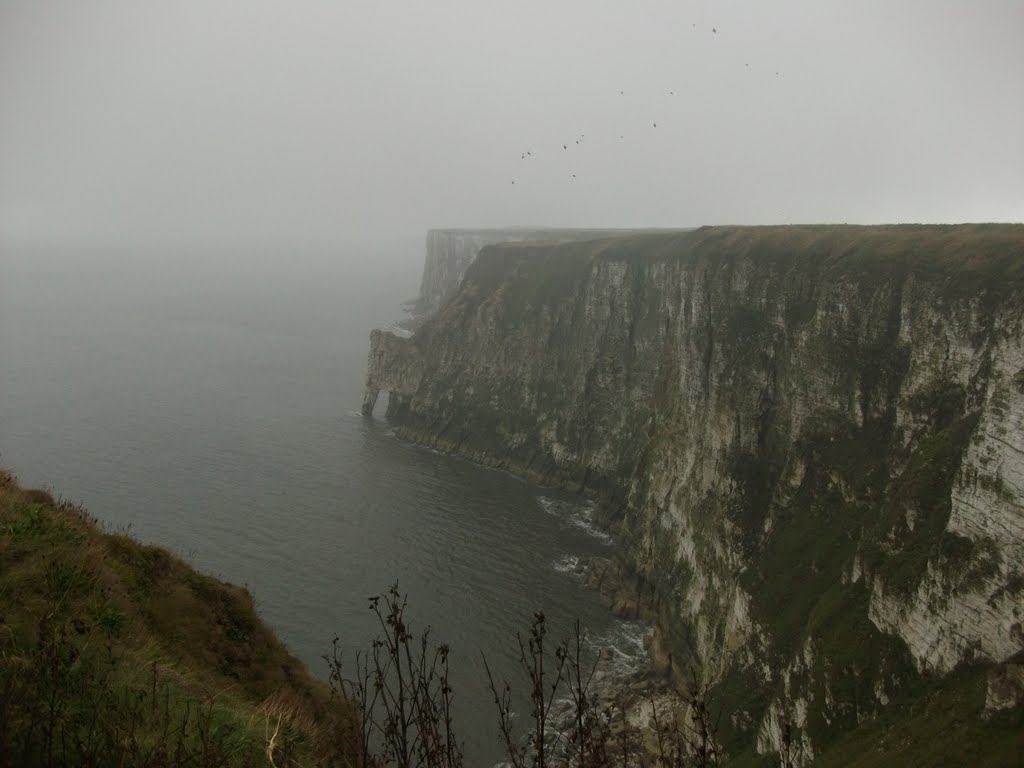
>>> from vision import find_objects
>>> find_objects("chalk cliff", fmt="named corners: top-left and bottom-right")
top-left (365, 225), bottom-right (1024, 764)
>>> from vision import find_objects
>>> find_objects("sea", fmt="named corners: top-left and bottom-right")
top-left (0, 240), bottom-right (649, 765)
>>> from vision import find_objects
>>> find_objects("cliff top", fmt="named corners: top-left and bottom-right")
top-left (469, 223), bottom-right (1024, 301)
top-left (426, 226), bottom-right (688, 235)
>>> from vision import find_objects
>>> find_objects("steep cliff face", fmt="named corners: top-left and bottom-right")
top-left (417, 228), bottom-right (680, 316)
top-left (366, 225), bottom-right (1024, 763)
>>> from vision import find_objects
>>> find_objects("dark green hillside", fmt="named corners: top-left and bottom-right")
top-left (0, 469), bottom-right (358, 767)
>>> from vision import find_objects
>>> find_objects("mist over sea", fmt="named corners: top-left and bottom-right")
top-left (0, 241), bottom-right (643, 764)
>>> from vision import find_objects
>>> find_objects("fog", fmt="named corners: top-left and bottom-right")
top-left (1, 0), bottom-right (1022, 252)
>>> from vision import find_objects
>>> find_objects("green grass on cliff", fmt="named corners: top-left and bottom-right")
top-left (814, 660), bottom-right (1024, 768)
top-left (0, 469), bottom-right (358, 767)
top-left (468, 224), bottom-right (1024, 302)
top-left (657, 224), bottom-right (1023, 281)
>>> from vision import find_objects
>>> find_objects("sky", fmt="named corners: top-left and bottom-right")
top-left (1, 0), bottom-right (1022, 251)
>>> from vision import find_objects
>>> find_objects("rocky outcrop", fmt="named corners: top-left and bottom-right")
top-left (361, 329), bottom-right (422, 415)
top-left (985, 652), bottom-right (1024, 716)
top-left (364, 224), bottom-right (1024, 762)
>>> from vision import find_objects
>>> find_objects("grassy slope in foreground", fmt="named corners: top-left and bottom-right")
top-left (0, 469), bottom-right (357, 767)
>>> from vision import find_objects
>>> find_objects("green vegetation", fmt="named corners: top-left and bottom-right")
top-left (330, 586), bottom-right (735, 768)
top-left (462, 224), bottom-right (1024, 308)
top-left (0, 469), bottom-right (358, 767)
top-left (0, 470), bottom-right (740, 768)
top-left (3, 467), bottom-right (1020, 767)
top-left (815, 661), bottom-right (1024, 768)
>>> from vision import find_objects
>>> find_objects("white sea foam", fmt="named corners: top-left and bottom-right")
top-left (536, 618), bottom-right (655, 761)
top-left (537, 496), bottom-right (612, 544)
top-left (384, 322), bottom-right (414, 338)
top-left (551, 553), bottom-right (582, 574)
top-left (590, 620), bottom-right (649, 676)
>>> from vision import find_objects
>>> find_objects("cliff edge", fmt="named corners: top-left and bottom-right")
top-left (364, 224), bottom-right (1024, 765)
top-left (416, 227), bottom-right (690, 318)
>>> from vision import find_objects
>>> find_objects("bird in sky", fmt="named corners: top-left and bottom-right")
top-left (502, 24), bottom-right (777, 188)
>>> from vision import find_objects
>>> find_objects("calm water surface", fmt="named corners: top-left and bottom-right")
top-left (0, 243), bottom-right (641, 765)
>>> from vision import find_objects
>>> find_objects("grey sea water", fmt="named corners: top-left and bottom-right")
top-left (0, 242), bottom-right (645, 765)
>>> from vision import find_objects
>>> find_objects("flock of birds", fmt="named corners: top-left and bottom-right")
top-left (509, 23), bottom-right (784, 187)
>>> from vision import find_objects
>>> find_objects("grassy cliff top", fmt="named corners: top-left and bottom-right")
top-left (0, 469), bottom-right (357, 767)
top-left (426, 226), bottom-right (687, 235)
top-left (466, 223), bottom-right (1024, 302)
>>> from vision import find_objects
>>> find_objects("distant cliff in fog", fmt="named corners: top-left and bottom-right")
top-left (417, 228), bottom-right (689, 317)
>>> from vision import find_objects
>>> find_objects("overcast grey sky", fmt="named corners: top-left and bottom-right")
top-left (1, 0), bottom-right (1021, 250)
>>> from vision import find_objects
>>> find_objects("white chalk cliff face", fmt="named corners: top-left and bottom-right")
top-left (417, 230), bottom-right (500, 316)
top-left (365, 225), bottom-right (1024, 761)
top-left (868, 302), bottom-right (1024, 675)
